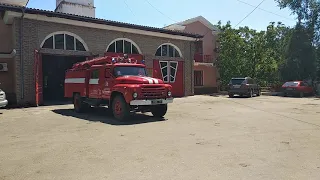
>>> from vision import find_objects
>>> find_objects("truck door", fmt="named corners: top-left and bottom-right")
top-left (102, 67), bottom-right (114, 99)
top-left (89, 68), bottom-right (100, 99)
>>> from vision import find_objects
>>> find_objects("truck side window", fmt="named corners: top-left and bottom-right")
top-left (91, 69), bottom-right (99, 79)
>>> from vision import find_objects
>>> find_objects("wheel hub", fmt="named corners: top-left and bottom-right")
top-left (115, 100), bottom-right (122, 115)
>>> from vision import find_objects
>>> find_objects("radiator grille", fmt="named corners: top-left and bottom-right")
top-left (141, 86), bottom-right (166, 99)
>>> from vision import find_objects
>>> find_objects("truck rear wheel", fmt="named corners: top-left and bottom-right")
top-left (151, 104), bottom-right (168, 118)
top-left (74, 94), bottom-right (88, 113)
top-left (112, 95), bottom-right (130, 121)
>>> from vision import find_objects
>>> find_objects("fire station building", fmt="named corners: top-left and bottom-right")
top-left (0, 3), bottom-right (202, 106)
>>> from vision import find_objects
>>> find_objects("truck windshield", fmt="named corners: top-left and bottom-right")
top-left (114, 67), bottom-right (147, 77)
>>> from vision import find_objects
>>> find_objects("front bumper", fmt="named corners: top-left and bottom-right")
top-left (0, 99), bottom-right (8, 108)
top-left (130, 98), bottom-right (174, 106)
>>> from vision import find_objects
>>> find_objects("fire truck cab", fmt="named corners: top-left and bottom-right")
top-left (64, 55), bottom-right (173, 121)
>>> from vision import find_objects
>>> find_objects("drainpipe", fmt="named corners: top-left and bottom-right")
top-left (19, 7), bottom-right (26, 99)
top-left (190, 41), bottom-right (194, 95)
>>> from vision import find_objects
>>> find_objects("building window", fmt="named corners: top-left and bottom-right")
top-left (194, 71), bottom-right (203, 86)
top-left (41, 32), bottom-right (88, 51)
top-left (107, 38), bottom-right (141, 54)
top-left (155, 43), bottom-right (182, 57)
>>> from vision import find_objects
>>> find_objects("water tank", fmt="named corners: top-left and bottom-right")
top-left (57, 0), bottom-right (94, 7)
top-left (56, 0), bottom-right (95, 18)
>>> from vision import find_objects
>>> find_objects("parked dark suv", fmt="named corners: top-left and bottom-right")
top-left (227, 77), bottom-right (261, 98)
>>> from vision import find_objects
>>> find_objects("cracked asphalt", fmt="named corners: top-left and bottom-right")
top-left (0, 95), bottom-right (320, 180)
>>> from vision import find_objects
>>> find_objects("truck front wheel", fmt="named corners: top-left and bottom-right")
top-left (112, 95), bottom-right (130, 121)
top-left (151, 104), bottom-right (168, 118)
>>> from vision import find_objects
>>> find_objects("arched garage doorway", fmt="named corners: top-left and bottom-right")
top-left (35, 31), bottom-right (90, 105)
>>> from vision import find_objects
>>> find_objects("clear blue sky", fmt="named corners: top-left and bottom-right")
top-left (27, 0), bottom-right (297, 31)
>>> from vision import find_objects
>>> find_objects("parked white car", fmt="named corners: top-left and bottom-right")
top-left (0, 88), bottom-right (8, 108)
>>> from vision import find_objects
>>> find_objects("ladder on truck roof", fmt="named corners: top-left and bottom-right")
top-left (71, 55), bottom-right (144, 70)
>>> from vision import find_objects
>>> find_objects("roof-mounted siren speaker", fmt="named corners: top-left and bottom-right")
top-left (0, 63), bottom-right (8, 72)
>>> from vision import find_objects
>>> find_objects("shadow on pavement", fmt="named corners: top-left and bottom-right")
top-left (43, 101), bottom-right (72, 106)
top-left (228, 96), bottom-right (251, 98)
top-left (52, 107), bottom-right (166, 126)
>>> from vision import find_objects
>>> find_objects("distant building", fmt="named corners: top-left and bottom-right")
top-left (55, 0), bottom-right (96, 18)
top-left (165, 16), bottom-right (220, 94)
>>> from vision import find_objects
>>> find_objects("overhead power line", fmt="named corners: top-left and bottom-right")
top-left (234, 0), bottom-right (266, 28)
top-left (234, 0), bottom-right (295, 22)
top-left (123, 0), bottom-right (139, 23)
top-left (144, 0), bottom-right (178, 23)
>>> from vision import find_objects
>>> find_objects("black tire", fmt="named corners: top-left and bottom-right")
top-left (248, 89), bottom-right (253, 98)
top-left (228, 94), bottom-right (234, 98)
top-left (299, 92), bottom-right (304, 98)
top-left (112, 95), bottom-right (130, 121)
top-left (73, 93), bottom-right (87, 113)
top-left (257, 89), bottom-right (261, 96)
top-left (151, 104), bottom-right (168, 118)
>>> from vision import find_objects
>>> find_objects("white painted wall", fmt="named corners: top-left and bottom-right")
top-left (57, 0), bottom-right (94, 6)
top-left (2, 0), bottom-right (29, 6)
top-left (56, 0), bottom-right (95, 18)
top-left (56, 0), bottom-right (63, 7)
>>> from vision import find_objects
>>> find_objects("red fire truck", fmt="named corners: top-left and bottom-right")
top-left (64, 55), bottom-right (173, 121)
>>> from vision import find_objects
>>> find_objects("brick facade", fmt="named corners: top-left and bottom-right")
top-left (11, 18), bottom-right (196, 105)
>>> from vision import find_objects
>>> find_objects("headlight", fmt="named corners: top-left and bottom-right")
top-left (133, 92), bottom-right (138, 98)
top-left (167, 91), bottom-right (172, 97)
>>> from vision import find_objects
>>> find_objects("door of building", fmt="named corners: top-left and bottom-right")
top-left (34, 49), bottom-right (43, 106)
top-left (153, 60), bottom-right (184, 97)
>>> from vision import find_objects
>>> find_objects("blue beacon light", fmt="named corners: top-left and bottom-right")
top-left (141, 60), bottom-right (145, 64)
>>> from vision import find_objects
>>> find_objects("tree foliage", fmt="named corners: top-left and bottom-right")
top-left (276, 0), bottom-right (320, 80)
top-left (217, 21), bottom-right (291, 87)
top-left (216, 0), bottom-right (320, 88)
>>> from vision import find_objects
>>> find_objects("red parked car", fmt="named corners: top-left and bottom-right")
top-left (281, 81), bottom-right (314, 97)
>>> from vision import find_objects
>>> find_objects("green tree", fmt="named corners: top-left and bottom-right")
top-left (276, 0), bottom-right (320, 80)
top-left (216, 21), bottom-right (291, 87)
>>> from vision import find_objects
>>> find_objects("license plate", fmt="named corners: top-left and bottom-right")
top-left (287, 88), bottom-right (293, 90)
top-left (233, 85), bottom-right (241, 88)
top-left (152, 100), bottom-right (163, 104)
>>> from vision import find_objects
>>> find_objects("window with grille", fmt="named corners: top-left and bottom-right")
top-left (107, 39), bottom-right (140, 54)
top-left (41, 32), bottom-right (87, 51)
top-left (155, 44), bottom-right (182, 57)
